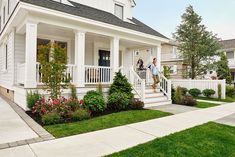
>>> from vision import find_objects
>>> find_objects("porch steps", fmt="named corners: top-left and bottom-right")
top-left (135, 86), bottom-right (172, 108)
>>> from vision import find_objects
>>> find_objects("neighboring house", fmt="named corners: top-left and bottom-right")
top-left (161, 40), bottom-right (187, 79)
top-left (220, 39), bottom-right (235, 82)
top-left (0, 0), bottom-right (171, 110)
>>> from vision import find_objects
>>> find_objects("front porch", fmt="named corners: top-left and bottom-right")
top-left (15, 22), bottom-right (162, 88)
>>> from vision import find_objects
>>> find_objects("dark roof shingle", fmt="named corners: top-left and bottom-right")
top-left (20, 0), bottom-right (168, 39)
top-left (220, 39), bottom-right (235, 50)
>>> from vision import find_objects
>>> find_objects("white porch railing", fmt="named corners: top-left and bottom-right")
top-left (36, 63), bottom-right (76, 84)
top-left (172, 79), bottom-right (226, 99)
top-left (130, 68), bottom-right (145, 101)
top-left (16, 63), bottom-right (26, 84)
top-left (84, 65), bottom-right (112, 84)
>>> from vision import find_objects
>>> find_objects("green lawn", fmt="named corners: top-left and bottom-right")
top-left (196, 96), bottom-right (235, 103)
top-left (44, 110), bottom-right (172, 138)
top-left (196, 101), bottom-right (220, 108)
top-left (106, 122), bottom-right (235, 157)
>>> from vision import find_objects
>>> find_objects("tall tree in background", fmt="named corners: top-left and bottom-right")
top-left (216, 52), bottom-right (232, 84)
top-left (174, 5), bottom-right (221, 79)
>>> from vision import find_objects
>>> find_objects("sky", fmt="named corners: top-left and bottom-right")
top-left (133, 0), bottom-right (235, 40)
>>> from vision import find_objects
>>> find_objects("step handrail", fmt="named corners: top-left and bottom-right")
top-left (159, 72), bottom-right (172, 100)
top-left (130, 68), bottom-right (145, 101)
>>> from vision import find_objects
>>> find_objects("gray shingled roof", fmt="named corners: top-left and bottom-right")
top-left (20, 0), bottom-right (168, 39)
top-left (219, 39), bottom-right (235, 50)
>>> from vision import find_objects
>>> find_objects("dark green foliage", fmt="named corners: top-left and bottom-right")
top-left (218, 84), bottom-right (222, 99)
top-left (216, 53), bottom-right (232, 84)
top-left (189, 88), bottom-right (201, 97)
top-left (182, 96), bottom-right (197, 106)
top-left (171, 86), bottom-right (176, 103)
top-left (175, 86), bottom-right (183, 104)
top-left (26, 91), bottom-right (42, 110)
top-left (108, 92), bottom-right (130, 111)
top-left (83, 91), bottom-right (106, 114)
top-left (180, 87), bottom-right (188, 96)
top-left (70, 84), bottom-right (77, 99)
top-left (202, 89), bottom-right (216, 98)
top-left (110, 71), bottom-right (133, 99)
top-left (42, 112), bottom-right (61, 125)
top-left (38, 43), bottom-right (69, 99)
top-left (71, 109), bottom-right (91, 121)
top-left (226, 85), bottom-right (235, 97)
top-left (174, 5), bottom-right (221, 79)
top-left (129, 98), bottom-right (144, 110)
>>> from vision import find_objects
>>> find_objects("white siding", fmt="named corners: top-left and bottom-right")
top-left (14, 34), bottom-right (25, 84)
top-left (67, 0), bottom-right (133, 20)
top-left (0, 30), bottom-right (14, 89)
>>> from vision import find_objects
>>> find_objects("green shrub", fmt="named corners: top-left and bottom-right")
top-left (175, 86), bottom-right (183, 104)
top-left (171, 86), bottom-right (176, 103)
top-left (26, 91), bottom-right (42, 110)
top-left (110, 71), bottom-right (133, 99)
top-left (182, 96), bottom-right (197, 106)
top-left (189, 88), bottom-right (201, 97)
top-left (218, 84), bottom-right (222, 99)
top-left (180, 87), bottom-right (188, 96)
top-left (71, 109), bottom-right (90, 121)
top-left (70, 84), bottom-right (77, 99)
top-left (42, 112), bottom-right (61, 125)
top-left (129, 98), bottom-right (144, 110)
top-left (226, 85), bottom-right (235, 97)
top-left (83, 91), bottom-right (106, 114)
top-left (202, 89), bottom-right (216, 98)
top-left (108, 92), bottom-right (130, 111)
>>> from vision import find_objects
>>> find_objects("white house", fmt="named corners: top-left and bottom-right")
top-left (0, 0), bottom-right (172, 110)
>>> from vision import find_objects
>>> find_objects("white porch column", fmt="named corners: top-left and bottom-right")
top-left (157, 46), bottom-right (162, 71)
top-left (24, 22), bottom-right (37, 88)
top-left (74, 30), bottom-right (86, 87)
top-left (110, 37), bottom-right (120, 73)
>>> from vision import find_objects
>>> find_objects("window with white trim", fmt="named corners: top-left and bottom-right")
top-left (226, 51), bottom-right (234, 59)
top-left (115, 4), bottom-right (124, 20)
top-left (2, 43), bottom-right (8, 71)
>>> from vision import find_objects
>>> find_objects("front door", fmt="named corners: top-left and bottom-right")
top-left (99, 50), bottom-right (110, 67)
top-left (99, 50), bottom-right (110, 82)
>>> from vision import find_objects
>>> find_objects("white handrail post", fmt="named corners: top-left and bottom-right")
top-left (141, 79), bottom-right (145, 102)
top-left (167, 79), bottom-right (172, 100)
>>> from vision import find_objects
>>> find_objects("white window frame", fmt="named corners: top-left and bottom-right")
top-left (114, 3), bottom-right (124, 20)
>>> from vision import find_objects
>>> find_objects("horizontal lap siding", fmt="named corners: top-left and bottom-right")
top-left (0, 31), bottom-right (14, 89)
top-left (14, 34), bottom-right (25, 84)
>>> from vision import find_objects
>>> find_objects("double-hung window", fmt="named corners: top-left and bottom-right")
top-left (114, 4), bottom-right (124, 20)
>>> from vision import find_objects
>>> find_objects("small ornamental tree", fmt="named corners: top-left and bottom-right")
top-left (38, 43), bottom-right (69, 99)
top-left (216, 52), bottom-right (232, 84)
top-left (110, 71), bottom-right (133, 99)
top-left (163, 65), bottom-right (171, 79)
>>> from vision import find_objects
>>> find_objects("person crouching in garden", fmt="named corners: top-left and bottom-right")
top-left (148, 58), bottom-right (160, 90)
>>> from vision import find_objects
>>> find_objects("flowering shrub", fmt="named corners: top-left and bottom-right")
top-left (32, 97), bottom-right (84, 118)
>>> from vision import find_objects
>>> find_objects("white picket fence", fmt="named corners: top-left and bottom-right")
top-left (171, 79), bottom-right (226, 99)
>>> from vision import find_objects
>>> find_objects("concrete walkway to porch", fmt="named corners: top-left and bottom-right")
top-left (1, 102), bottom-right (235, 157)
top-left (0, 97), bottom-right (38, 145)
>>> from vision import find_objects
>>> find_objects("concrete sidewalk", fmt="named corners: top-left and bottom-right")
top-left (1, 102), bottom-right (235, 157)
top-left (0, 97), bottom-right (38, 145)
